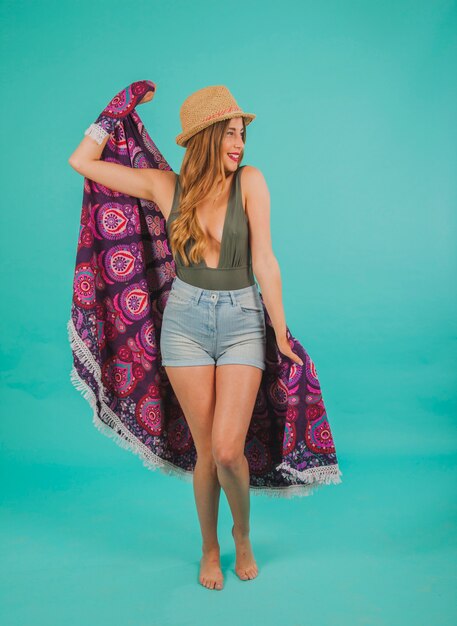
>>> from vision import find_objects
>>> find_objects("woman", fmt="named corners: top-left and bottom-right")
top-left (69, 83), bottom-right (325, 591)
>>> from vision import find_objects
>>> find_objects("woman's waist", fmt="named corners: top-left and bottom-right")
top-left (173, 266), bottom-right (256, 294)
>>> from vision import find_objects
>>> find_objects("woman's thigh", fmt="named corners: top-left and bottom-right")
top-left (211, 364), bottom-right (263, 460)
top-left (165, 364), bottom-right (216, 455)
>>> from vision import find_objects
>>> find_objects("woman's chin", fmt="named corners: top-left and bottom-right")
top-left (224, 159), bottom-right (240, 171)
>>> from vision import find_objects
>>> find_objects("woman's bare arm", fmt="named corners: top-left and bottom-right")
top-left (68, 122), bottom-right (175, 215)
top-left (243, 165), bottom-right (303, 366)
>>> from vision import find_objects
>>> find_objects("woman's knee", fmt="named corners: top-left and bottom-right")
top-left (211, 441), bottom-right (244, 470)
top-left (196, 445), bottom-right (217, 469)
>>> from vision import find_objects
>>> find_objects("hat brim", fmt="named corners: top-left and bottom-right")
top-left (176, 112), bottom-right (256, 147)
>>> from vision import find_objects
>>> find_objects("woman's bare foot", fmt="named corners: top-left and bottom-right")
top-left (199, 547), bottom-right (224, 590)
top-left (231, 524), bottom-right (259, 580)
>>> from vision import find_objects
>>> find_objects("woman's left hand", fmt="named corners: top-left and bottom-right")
top-left (276, 333), bottom-right (304, 367)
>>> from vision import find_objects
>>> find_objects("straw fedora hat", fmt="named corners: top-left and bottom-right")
top-left (175, 85), bottom-right (256, 147)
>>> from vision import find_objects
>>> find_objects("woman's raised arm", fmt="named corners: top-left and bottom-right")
top-left (68, 132), bottom-right (163, 203)
top-left (68, 80), bottom-right (174, 211)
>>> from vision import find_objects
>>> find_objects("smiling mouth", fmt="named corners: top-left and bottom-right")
top-left (227, 153), bottom-right (240, 162)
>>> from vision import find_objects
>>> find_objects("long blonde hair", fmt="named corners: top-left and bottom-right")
top-left (169, 117), bottom-right (248, 266)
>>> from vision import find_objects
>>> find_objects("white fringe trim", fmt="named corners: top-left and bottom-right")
top-left (277, 462), bottom-right (343, 483)
top-left (84, 123), bottom-right (109, 145)
top-left (67, 316), bottom-right (343, 499)
top-left (67, 317), bottom-right (192, 482)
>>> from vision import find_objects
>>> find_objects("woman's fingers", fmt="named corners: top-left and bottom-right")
top-left (276, 337), bottom-right (304, 366)
top-left (138, 91), bottom-right (154, 105)
top-left (288, 348), bottom-right (304, 366)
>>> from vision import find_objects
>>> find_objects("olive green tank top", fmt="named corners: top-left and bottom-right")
top-left (166, 165), bottom-right (256, 290)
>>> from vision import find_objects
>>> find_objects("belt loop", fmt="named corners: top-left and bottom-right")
top-left (229, 290), bottom-right (237, 306)
top-left (195, 287), bottom-right (203, 304)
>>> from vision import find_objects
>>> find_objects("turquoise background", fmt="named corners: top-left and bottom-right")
top-left (1, 0), bottom-right (456, 624)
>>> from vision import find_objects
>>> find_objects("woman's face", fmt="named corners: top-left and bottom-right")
top-left (221, 116), bottom-right (245, 173)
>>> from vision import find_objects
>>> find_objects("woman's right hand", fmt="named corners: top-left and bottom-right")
top-left (68, 80), bottom-right (163, 205)
top-left (94, 80), bottom-right (156, 132)
top-left (138, 90), bottom-right (155, 106)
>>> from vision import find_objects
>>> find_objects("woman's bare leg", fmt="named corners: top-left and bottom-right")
top-left (212, 363), bottom-right (263, 580)
top-left (165, 364), bottom-right (224, 590)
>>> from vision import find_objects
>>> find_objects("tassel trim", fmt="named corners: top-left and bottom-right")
top-left (84, 123), bottom-right (109, 145)
top-left (67, 317), bottom-right (343, 499)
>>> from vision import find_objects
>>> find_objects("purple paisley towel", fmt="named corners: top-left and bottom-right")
top-left (67, 80), bottom-right (343, 498)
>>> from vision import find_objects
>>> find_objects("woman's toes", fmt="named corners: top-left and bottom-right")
top-left (199, 574), bottom-right (224, 590)
top-left (199, 552), bottom-right (224, 590)
top-left (236, 565), bottom-right (258, 580)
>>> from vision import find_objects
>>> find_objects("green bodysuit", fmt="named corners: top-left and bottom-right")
top-left (166, 165), bottom-right (256, 290)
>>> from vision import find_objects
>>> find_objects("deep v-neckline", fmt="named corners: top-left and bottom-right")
top-left (197, 171), bottom-right (237, 270)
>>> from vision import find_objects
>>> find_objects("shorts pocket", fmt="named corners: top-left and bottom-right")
top-left (167, 290), bottom-right (194, 306)
top-left (236, 293), bottom-right (263, 314)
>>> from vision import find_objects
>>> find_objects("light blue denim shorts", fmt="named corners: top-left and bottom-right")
top-left (160, 276), bottom-right (266, 371)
